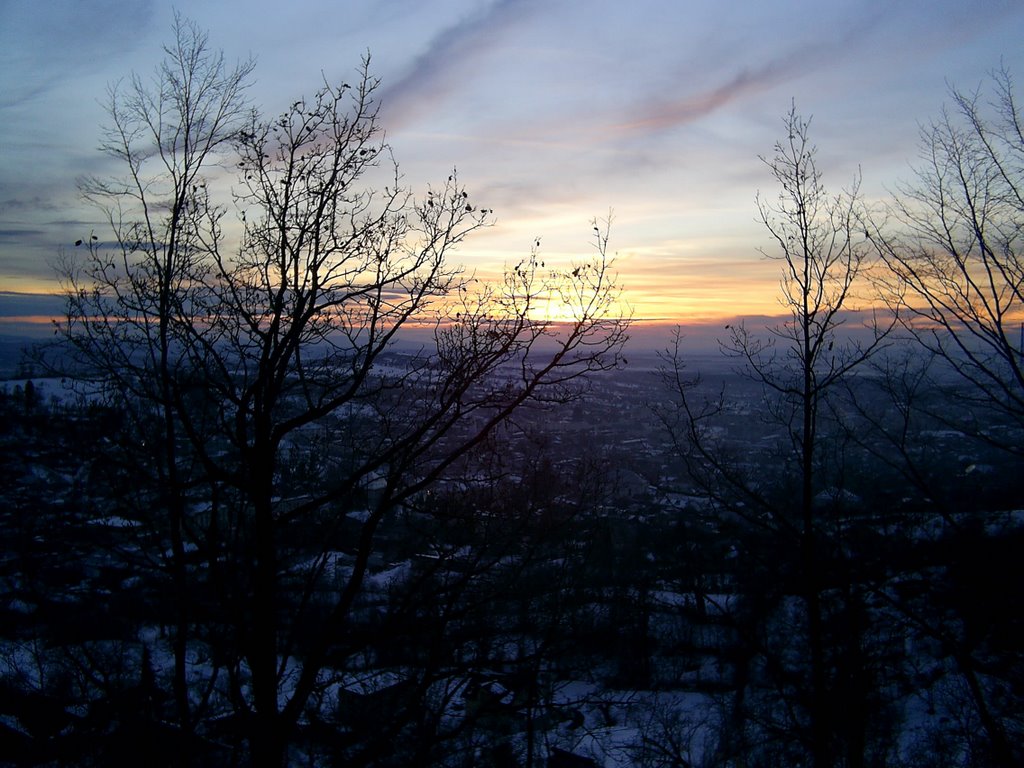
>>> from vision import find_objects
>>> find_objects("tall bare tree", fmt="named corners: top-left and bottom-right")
top-left (659, 105), bottom-right (889, 767)
top-left (877, 66), bottom-right (1024, 449)
top-left (870, 67), bottom-right (1024, 768)
top-left (60, 12), bottom-right (254, 743)
top-left (58, 19), bottom-right (627, 766)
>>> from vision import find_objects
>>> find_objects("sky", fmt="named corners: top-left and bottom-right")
top-left (2, 0), bottom-right (1023, 329)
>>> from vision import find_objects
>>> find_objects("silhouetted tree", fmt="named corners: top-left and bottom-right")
top-left (55, 12), bottom-right (255, 745)
top-left (868, 67), bottom-right (1024, 768)
top-left (876, 66), bottom-right (1024, 451)
top-left (658, 105), bottom-right (891, 767)
top-left (56, 17), bottom-right (628, 767)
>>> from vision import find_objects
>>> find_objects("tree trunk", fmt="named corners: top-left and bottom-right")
top-left (802, 318), bottom-right (829, 768)
top-left (249, 450), bottom-right (283, 768)
top-left (157, 245), bottom-right (193, 752)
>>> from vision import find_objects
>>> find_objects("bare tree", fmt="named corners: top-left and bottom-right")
top-left (57, 12), bottom-right (254, 744)
top-left (659, 105), bottom-right (890, 768)
top-left (870, 67), bottom-right (1024, 768)
top-left (877, 66), bottom-right (1024, 449)
top-left (58, 19), bottom-right (627, 767)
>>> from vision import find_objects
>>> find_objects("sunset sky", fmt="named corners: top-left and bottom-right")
top-left (2, 0), bottom-right (1023, 328)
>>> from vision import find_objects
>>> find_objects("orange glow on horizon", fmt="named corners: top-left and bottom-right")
top-left (0, 285), bottom-right (805, 328)
top-left (1, 245), bottom-right (814, 330)
top-left (0, 315), bottom-right (61, 325)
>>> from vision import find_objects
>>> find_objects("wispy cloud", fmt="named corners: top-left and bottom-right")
top-left (599, 9), bottom-right (886, 142)
top-left (0, 0), bottom-right (156, 110)
top-left (0, 229), bottom-right (47, 242)
top-left (379, 0), bottom-right (541, 128)
top-left (604, 62), bottom-right (796, 140)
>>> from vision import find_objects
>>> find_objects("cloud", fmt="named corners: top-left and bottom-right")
top-left (600, 9), bottom-right (887, 142)
top-left (605, 65), bottom-right (791, 140)
top-left (0, 227), bottom-right (47, 239)
top-left (378, 0), bottom-right (541, 128)
top-left (377, 0), bottom-right (894, 201)
top-left (0, 0), bottom-right (157, 110)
